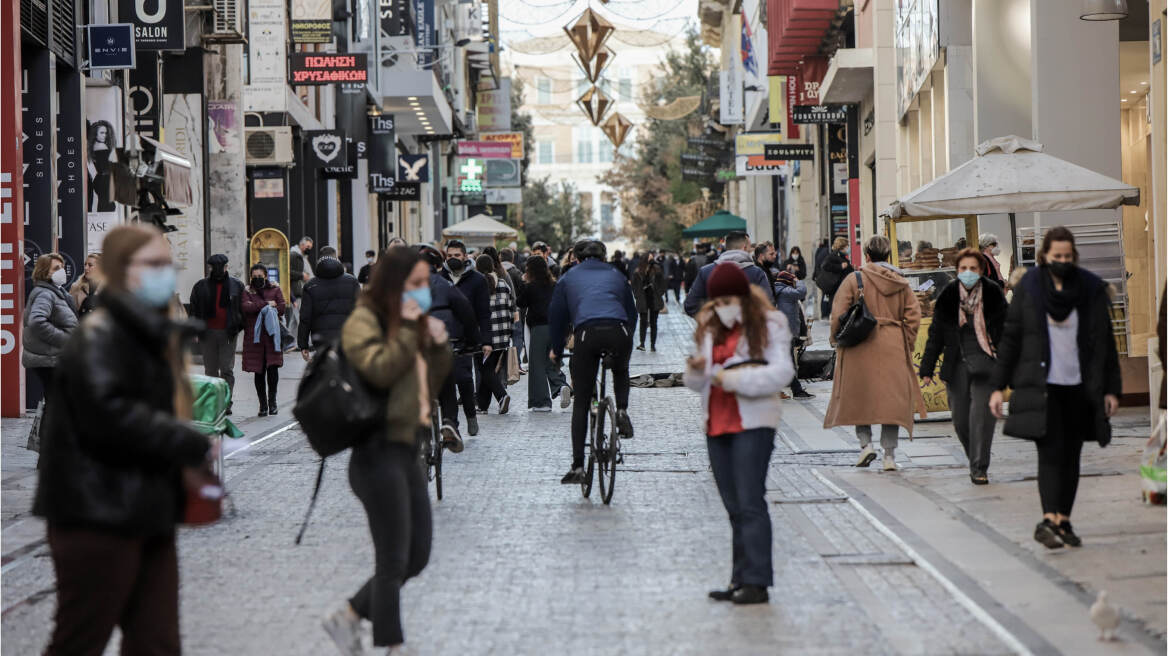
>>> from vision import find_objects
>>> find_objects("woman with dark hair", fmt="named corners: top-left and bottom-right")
top-left (783, 246), bottom-right (807, 280)
top-left (631, 254), bottom-right (666, 351)
top-left (35, 225), bottom-right (211, 654)
top-left (24, 253), bottom-right (78, 417)
top-left (518, 255), bottom-right (571, 411)
top-left (920, 248), bottom-right (1008, 484)
top-left (684, 263), bottom-right (793, 605)
top-left (86, 120), bottom-right (116, 212)
top-left (324, 247), bottom-right (451, 653)
top-left (241, 263), bottom-right (285, 416)
top-left (989, 226), bottom-right (1121, 549)
top-left (475, 253), bottom-right (514, 414)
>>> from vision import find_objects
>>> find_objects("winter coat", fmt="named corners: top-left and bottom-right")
top-left (441, 267), bottom-right (492, 343)
top-left (23, 282), bottom-right (79, 369)
top-left (548, 259), bottom-right (638, 358)
top-left (684, 311), bottom-right (795, 432)
top-left (684, 253), bottom-right (708, 290)
top-left (341, 305), bottom-right (453, 447)
top-left (919, 278), bottom-right (1007, 383)
top-left (68, 276), bottom-right (101, 317)
top-left (783, 255), bottom-right (808, 280)
top-left (241, 282), bottom-right (285, 372)
top-left (631, 265), bottom-right (666, 313)
top-left (189, 275), bottom-right (244, 335)
top-left (684, 250), bottom-right (774, 316)
top-left (774, 280), bottom-right (807, 342)
top-left (297, 257), bottom-right (360, 349)
top-left (824, 264), bottom-right (925, 434)
top-left (517, 279), bottom-right (555, 327)
top-left (33, 292), bottom-right (210, 535)
top-left (486, 275), bottom-right (515, 350)
top-left (429, 272), bottom-right (480, 348)
top-left (989, 267), bottom-right (1121, 444)
top-left (668, 258), bottom-right (684, 287)
top-left (815, 249), bottom-right (852, 296)
top-left (289, 246), bottom-right (312, 298)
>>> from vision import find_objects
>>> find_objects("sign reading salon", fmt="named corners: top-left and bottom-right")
top-left (118, 0), bottom-right (185, 50)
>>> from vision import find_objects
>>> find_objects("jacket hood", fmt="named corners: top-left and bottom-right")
top-left (315, 257), bottom-right (344, 279)
top-left (716, 250), bottom-right (754, 268)
top-left (860, 262), bottom-right (911, 296)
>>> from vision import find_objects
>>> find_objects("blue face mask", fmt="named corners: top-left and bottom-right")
top-left (403, 287), bottom-right (432, 313)
top-left (134, 265), bottom-right (177, 308)
top-left (957, 270), bottom-right (981, 289)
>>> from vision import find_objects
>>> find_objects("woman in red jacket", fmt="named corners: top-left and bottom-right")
top-left (241, 263), bottom-right (286, 416)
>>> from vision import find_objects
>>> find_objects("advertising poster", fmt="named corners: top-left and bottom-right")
top-left (23, 49), bottom-right (54, 298)
top-left (476, 78), bottom-right (511, 132)
top-left (207, 100), bottom-right (241, 154)
top-left (56, 68), bottom-right (86, 287)
top-left (85, 85), bottom-right (123, 252)
top-left (367, 114), bottom-right (396, 193)
top-left (129, 52), bottom-right (160, 139)
top-left (291, 0), bottom-right (333, 43)
top-left (163, 93), bottom-right (206, 302)
top-left (119, 0), bottom-right (185, 50)
top-left (244, 0), bottom-right (288, 111)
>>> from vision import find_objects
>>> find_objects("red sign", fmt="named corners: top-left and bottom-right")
top-left (798, 55), bottom-right (828, 105)
top-left (289, 53), bottom-right (369, 85)
top-left (2, 0), bottom-right (25, 416)
top-left (456, 141), bottom-right (513, 159)
top-left (786, 74), bottom-right (800, 140)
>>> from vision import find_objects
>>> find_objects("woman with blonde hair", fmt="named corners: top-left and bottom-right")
top-left (34, 224), bottom-right (211, 654)
top-left (684, 263), bottom-right (794, 606)
top-left (68, 252), bottom-right (103, 316)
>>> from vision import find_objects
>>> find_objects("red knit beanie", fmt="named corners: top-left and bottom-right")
top-left (706, 262), bottom-right (750, 298)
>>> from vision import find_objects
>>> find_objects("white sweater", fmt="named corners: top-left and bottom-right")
top-left (683, 311), bottom-right (795, 432)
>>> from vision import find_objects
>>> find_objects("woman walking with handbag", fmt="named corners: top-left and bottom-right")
top-left (474, 254), bottom-right (515, 414)
top-left (920, 249), bottom-right (1007, 484)
top-left (989, 227), bottom-right (1121, 549)
top-left (241, 264), bottom-right (286, 416)
top-left (517, 256), bottom-right (571, 411)
top-left (323, 247), bottom-right (452, 654)
top-left (35, 225), bottom-right (212, 655)
top-left (824, 235), bottom-right (924, 471)
top-left (683, 263), bottom-right (794, 606)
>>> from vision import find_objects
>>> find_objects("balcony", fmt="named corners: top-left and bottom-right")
top-left (818, 47), bottom-right (873, 103)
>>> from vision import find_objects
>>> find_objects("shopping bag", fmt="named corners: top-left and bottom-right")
top-left (1140, 415), bottom-right (1166, 505)
top-left (505, 348), bottom-right (521, 386)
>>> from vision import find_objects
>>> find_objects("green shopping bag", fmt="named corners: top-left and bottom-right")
top-left (188, 374), bottom-right (244, 439)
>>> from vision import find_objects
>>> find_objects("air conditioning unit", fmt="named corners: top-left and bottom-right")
top-left (206, 0), bottom-right (246, 43)
top-left (245, 127), bottom-right (294, 166)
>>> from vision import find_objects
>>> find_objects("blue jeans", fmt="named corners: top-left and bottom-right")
top-left (706, 427), bottom-right (775, 587)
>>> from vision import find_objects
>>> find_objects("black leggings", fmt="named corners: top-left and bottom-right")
top-left (348, 437), bottom-right (431, 647)
top-left (1036, 384), bottom-right (1086, 516)
top-left (253, 365), bottom-right (279, 404)
top-left (638, 309), bottom-right (659, 348)
top-left (439, 354), bottom-right (476, 428)
top-left (569, 323), bottom-right (632, 467)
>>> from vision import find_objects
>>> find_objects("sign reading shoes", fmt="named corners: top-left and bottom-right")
top-left (763, 144), bottom-right (815, 160)
top-left (397, 154), bottom-right (429, 182)
top-left (306, 130), bottom-right (347, 168)
top-left (289, 54), bottom-right (369, 85)
top-left (118, 0), bottom-right (185, 50)
top-left (791, 104), bottom-right (848, 124)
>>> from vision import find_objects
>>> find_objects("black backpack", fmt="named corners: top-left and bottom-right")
top-left (834, 272), bottom-right (878, 348)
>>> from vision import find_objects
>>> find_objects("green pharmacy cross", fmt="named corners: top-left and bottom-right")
top-left (460, 158), bottom-right (483, 192)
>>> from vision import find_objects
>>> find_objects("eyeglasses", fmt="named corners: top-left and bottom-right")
top-left (128, 257), bottom-right (173, 268)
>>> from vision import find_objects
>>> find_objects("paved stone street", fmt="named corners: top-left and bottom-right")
top-left (2, 300), bottom-right (1164, 655)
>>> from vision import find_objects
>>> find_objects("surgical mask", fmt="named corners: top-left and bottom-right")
top-left (1047, 260), bottom-right (1076, 279)
top-left (134, 266), bottom-right (177, 308)
top-left (446, 257), bottom-right (465, 273)
top-left (714, 303), bottom-right (742, 328)
top-left (50, 269), bottom-right (67, 287)
top-left (957, 271), bottom-right (980, 289)
top-left (366, 257), bottom-right (375, 265)
top-left (403, 287), bottom-right (432, 313)
top-left (990, 246), bottom-right (1001, 256)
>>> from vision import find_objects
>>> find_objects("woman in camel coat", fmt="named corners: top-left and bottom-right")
top-left (823, 235), bottom-right (925, 471)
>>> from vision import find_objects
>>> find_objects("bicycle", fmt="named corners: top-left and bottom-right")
top-left (422, 404), bottom-right (444, 500)
top-left (581, 351), bottom-right (622, 505)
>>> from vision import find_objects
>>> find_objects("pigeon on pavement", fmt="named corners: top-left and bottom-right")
top-left (1090, 590), bottom-right (1120, 641)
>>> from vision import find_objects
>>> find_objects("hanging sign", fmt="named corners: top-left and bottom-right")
top-left (451, 192), bottom-right (486, 205)
top-left (321, 142), bottom-right (359, 179)
top-left (128, 52), bottom-right (159, 138)
top-left (455, 158), bottom-right (484, 192)
top-left (734, 131), bottom-right (784, 157)
top-left (291, 0), bottom-right (333, 43)
top-left (306, 130), bottom-right (348, 168)
top-left (791, 104), bottom-right (848, 124)
top-left (367, 114), bottom-right (396, 192)
top-left (245, 0), bottom-right (288, 111)
top-left (763, 144), bottom-right (814, 160)
top-left (118, 0), bottom-right (185, 50)
top-left (380, 0), bottom-right (411, 37)
top-left (289, 53), bottom-right (368, 85)
top-left (397, 153), bottom-right (429, 182)
top-left (485, 159), bottom-right (521, 187)
top-left (382, 181), bottom-right (421, 200)
top-left (456, 141), bottom-right (512, 159)
top-left (87, 24), bottom-right (136, 70)
top-left (480, 132), bottom-right (524, 158)
top-left (485, 188), bottom-right (522, 204)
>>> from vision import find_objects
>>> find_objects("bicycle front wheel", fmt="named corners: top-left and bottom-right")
top-left (433, 430), bottom-right (443, 500)
top-left (596, 398), bottom-right (617, 504)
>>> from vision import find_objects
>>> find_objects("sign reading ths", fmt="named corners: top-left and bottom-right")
top-left (763, 144), bottom-right (815, 160)
top-left (87, 24), bottom-right (136, 70)
top-left (289, 53), bottom-right (369, 85)
top-left (367, 114), bottom-right (396, 192)
top-left (118, 0), bottom-right (185, 50)
top-left (791, 104), bottom-right (848, 124)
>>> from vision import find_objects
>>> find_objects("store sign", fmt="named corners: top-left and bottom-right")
top-left (791, 104), bottom-right (847, 124)
top-left (367, 114), bottom-right (396, 192)
top-left (306, 130), bottom-right (348, 168)
top-left (56, 70), bottom-right (86, 292)
top-left (735, 157), bottom-right (785, 177)
top-left (719, 68), bottom-right (744, 125)
top-left (451, 192), bottom-right (486, 205)
top-left (763, 144), bottom-right (814, 160)
top-left (786, 74), bottom-right (800, 140)
top-left (455, 158), bottom-right (484, 192)
top-left (486, 188), bottom-right (521, 204)
top-left (457, 140), bottom-right (512, 159)
top-left (767, 76), bottom-right (785, 128)
top-left (87, 24), bottom-right (136, 70)
top-left (380, 0), bottom-right (411, 37)
top-left (321, 142), bottom-right (359, 179)
top-left (797, 56), bottom-right (828, 105)
top-left (245, 0), bottom-right (288, 111)
top-left (1153, 20), bottom-right (1162, 65)
top-left (414, 0), bottom-right (435, 66)
top-left (734, 131), bottom-right (783, 157)
top-left (128, 52), bottom-right (159, 139)
top-left (397, 153), bottom-right (429, 182)
top-left (485, 159), bottom-right (521, 187)
top-left (291, 0), bottom-right (333, 43)
top-left (382, 181), bottom-right (420, 200)
top-left (23, 50), bottom-right (54, 308)
top-left (289, 53), bottom-right (368, 84)
top-left (481, 132), bottom-right (524, 158)
top-left (476, 78), bottom-right (512, 132)
top-left (118, 0), bottom-right (185, 50)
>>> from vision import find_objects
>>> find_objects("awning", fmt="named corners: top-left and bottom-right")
top-left (766, 0), bottom-right (838, 75)
top-left (682, 209), bottom-right (747, 238)
top-left (140, 135), bottom-right (192, 207)
top-left (442, 213), bottom-right (518, 239)
top-left (884, 136), bottom-right (1140, 219)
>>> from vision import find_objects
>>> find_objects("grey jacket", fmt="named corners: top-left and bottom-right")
top-left (23, 282), bottom-right (78, 368)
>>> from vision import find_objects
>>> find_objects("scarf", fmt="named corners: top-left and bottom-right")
top-left (957, 281), bottom-right (995, 358)
top-left (1042, 265), bottom-right (1083, 321)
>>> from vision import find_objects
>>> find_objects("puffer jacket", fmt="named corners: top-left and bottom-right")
top-left (23, 282), bottom-right (79, 369)
top-left (298, 257), bottom-right (360, 349)
top-left (684, 250), bottom-right (774, 316)
top-left (33, 292), bottom-right (210, 535)
top-left (774, 280), bottom-right (807, 341)
top-left (684, 311), bottom-right (795, 432)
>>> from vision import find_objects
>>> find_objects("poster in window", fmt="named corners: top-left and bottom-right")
top-left (85, 85), bottom-right (124, 251)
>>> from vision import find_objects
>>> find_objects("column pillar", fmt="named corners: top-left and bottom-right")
top-left (205, 45), bottom-right (248, 270)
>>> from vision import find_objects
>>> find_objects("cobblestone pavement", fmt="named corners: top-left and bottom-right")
top-left (2, 301), bottom-right (1023, 655)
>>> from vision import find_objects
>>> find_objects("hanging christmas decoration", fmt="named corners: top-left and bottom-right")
top-left (562, 8), bottom-right (615, 64)
top-left (576, 84), bottom-right (614, 125)
top-left (601, 111), bottom-right (633, 148)
top-left (571, 45), bottom-right (615, 83)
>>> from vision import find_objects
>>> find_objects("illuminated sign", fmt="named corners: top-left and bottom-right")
top-left (458, 158), bottom-right (483, 192)
top-left (289, 53), bottom-right (369, 85)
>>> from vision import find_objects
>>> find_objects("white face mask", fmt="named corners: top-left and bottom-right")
top-left (51, 269), bottom-right (67, 286)
top-left (990, 246), bottom-right (1001, 256)
top-left (714, 303), bottom-right (742, 328)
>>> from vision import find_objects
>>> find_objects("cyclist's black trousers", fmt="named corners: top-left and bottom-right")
top-left (568, 321), bottom-right (632, 468)
top-left (438, 354), bottom-right (476, 428)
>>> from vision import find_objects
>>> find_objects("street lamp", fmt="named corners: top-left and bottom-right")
top-left (1080, 0), bottom-right (1128, 20)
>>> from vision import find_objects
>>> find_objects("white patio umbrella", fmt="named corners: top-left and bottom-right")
top-left (884, 136), bottom-right (1140, 219)
top-left (441, 213), bottom-right (518, 240)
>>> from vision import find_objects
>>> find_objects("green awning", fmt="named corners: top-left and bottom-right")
top-left (682, 210), bottom-right (747, 238)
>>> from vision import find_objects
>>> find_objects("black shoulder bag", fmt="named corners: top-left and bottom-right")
top-left (834, 272), bottom-right (877, 348)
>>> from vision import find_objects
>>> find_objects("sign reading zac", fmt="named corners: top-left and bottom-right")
top-left (763, 144), bottom-right (815, 160)
top-left (289, 53), bottom-right (368, 85)
top-left (791, 104), bottom-right (848, 124)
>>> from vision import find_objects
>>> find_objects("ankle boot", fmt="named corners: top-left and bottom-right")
top-left (267, 394), bottom-right (278, 415)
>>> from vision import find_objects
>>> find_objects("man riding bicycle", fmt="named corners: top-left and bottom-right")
top-left (548, 239), bottom-right (637, 485)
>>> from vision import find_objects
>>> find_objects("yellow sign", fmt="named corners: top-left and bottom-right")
top-left (911, 317), bottom-right (950, 413)
top-left (481, 132), bottom-right (524, 159)
top-left (734, 131), bottom-right (785, 157)
top-left (768, 76), bottom-right (786, 129)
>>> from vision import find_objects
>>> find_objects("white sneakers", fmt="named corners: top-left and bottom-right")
top-left (322, 604), bottom-right (365, 656)
top-left (882, 455), bottom-right (898, 471)
top-left (855, 444), bottom-right (877, 468)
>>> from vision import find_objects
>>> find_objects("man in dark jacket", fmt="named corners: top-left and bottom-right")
top-left (189, 254), bottom-right (244, 411)
top-left (814, 237), bottom-right (852, 319)
top-left (297, 247), bottom-right (360, 360)
top-left (683, 245), bottom-right (710, 295)
top-left (357, 250), bottom-right (376, 285)
top-left (684, 231), bottom-right (773, 316)
top-left (532, 241), bottom-right (560, 278)
top-left (440, 239), bottom-right (491, 436)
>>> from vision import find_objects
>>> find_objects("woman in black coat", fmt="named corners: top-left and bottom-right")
top-left (783, 246), bottom-right (808, 280)
top-left (920, 250), bottom-right (1007, 484)
top-left (989, 227), bottom-right (1121, 550)
top-left (630, 255), bottom-right (666, 351)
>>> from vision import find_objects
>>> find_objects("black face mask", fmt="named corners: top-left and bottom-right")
top-left (447, 257), bottom-right (465, 273)
top-left (1047, 260), bottom-right (1076, 279)
top-left (251, 276), bottom-right (266, 288)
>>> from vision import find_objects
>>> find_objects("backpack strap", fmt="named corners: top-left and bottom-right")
top-left (294, 458), bottom-right (327, 545)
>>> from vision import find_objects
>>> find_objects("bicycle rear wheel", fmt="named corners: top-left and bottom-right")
top-left (581, 401), bottom-right (597, 498)
top-left (596, 398), bottom-right (618, 504)
top-left (433, 429), bottom-right (443, 500)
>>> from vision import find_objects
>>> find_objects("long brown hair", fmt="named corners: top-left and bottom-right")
top-left (360, 246), bottom-right (429, 348)
top-left (694, 285), bottom-right (774, 359)
top-left (1039, 226), bottom-right (1078, 265)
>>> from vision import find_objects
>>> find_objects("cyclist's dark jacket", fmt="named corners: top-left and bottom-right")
top-left (548, 258), bottom-right (637, 359)
top-left (429, 272), bottom-right (480, 348)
